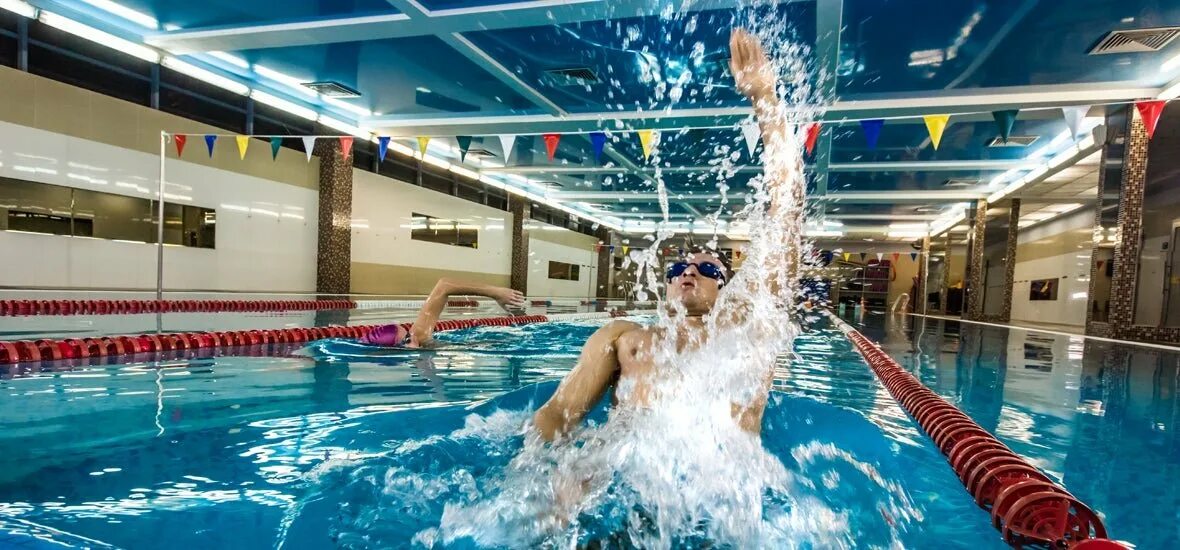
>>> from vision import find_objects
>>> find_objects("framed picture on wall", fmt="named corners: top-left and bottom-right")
top-left (1029, 278), bottom-right (1059, 301)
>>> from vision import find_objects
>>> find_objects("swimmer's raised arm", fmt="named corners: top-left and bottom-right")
top-left (410, 278), bottom-right (525, 345)
top-left (533, 320), bottom-right (639, 442)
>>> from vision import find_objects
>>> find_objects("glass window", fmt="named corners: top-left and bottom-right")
top-left (548, 261), bottom-right (580, 281)
top-left (410, 212), bottom-right (478, 249)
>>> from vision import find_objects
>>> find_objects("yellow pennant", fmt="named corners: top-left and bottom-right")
top-left (923, 114), bottom-right (951, 150)
top-left (235, 136), bottom-right (250, 160)
top-left (638, 130), bottom-right (657, 159)
top-left (843, 252), bottom-right (851, 262)
top-left (622, 246), bottom-right (629, 255)
top-left (417, 136), bottom-right (431, 156)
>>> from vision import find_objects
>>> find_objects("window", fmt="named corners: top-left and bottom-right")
top-left (548, 261), bottom-right (581, 281)
top-left (0, 177), bottom-right (215, 248)
top-left (1029, 278), bottom-right (1059, 301)
top-left (410, 212), bottom-right (478, 248)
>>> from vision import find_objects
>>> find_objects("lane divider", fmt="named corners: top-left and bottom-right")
top-left (0, 311), bottom-right (633, 365)
top-left (0, 299), bottom-right (358, 317)
top-left (826, 312), bottom-right (1124, 549)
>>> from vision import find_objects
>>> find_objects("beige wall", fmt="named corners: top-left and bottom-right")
top-left (0, 66), bottom-right (318, 190)
top-left (351, 263), bottom-right (510, 295)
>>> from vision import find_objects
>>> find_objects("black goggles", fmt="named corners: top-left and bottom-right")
top-left (666, 261), bottom-right (726, 282)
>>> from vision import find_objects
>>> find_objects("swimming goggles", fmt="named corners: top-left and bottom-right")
top-left (666, 261), bottom-right (726, 282)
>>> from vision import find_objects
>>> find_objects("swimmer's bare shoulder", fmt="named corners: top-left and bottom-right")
top-left (533, 319), bottom-right (642, 442)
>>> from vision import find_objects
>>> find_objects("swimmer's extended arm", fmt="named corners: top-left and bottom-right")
top-left (410, 279), bottom-right (525, 344)
top-left (533, 320), bottom-right (638, 442)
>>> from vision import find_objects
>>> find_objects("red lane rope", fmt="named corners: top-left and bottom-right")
top-left (0, 314), bottom-right (556, 365)
top-left (833, 316), bottom-right (1124, 549)
top-left (0, 299), bottom-right (358, 316)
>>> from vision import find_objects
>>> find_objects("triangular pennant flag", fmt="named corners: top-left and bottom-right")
top-left (174, 134), bottom-right (187, 157)
top-left (339, 137), bottom-right (354, 161)
top-left (235, 135), bottom-right (249, 160)
top-left (622, 246), bottom-right (629, 255)
top-left (1135, 101), bottom-right (1167, 140)
top-left (859, 252), bottom-right (867, 262)
top-left (843, 252), bottom-right (851, 262)
top-left (1061, 106), bottom-right (1089, 140)
top-left (301, 137), bottom-right (316, 162)
top-left (417, 136), bottom-right (431, 156)
top-left (910, 252), bottom-right (918, 261)
top-left (860, 119), bottom-right (884, 150)
top-left (498, 134), bottom-right (516, 162)
top-left (590, 132), bottom-right (608, 165)
top-left (542, 133), bottom-right (561, 161)
top-left (923, 115), bottom-right (950, 150)
top-left (456, 136), bottom-right (473, 162)
top-left (638, 130), bottom-right (657, 159)
top-left (608, 245), bottom-right (616, 252)
top-left (992, 110), bottom-right (1018, 143)
top-left (204, 135), bottom-right (218, 158)
top-left (804, 123), bottom-right (821, 155)
top-left (876, 252), bottom-right (884, 262)
top-left (377, 136), bottom-right (390, 162)
top-left (269, 137), bottom-right (282, 160)
top-left (892, 252), bottom-right (900, 263)
top-left (741, 121), bottom-right (761, 157)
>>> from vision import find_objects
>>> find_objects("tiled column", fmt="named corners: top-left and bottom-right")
top-left (1105, 113), bottom-right (1149, 333)
top-left (963, 199), bottom-right (988, 320)
top-left (315, 139), bottom-right (352, 295)
top-left (509, 196), bottom-right (531, 294)
top-left (987, 199), bottom-right (1021, 323)
top-left (916, 236), bottom-right (930, 313)
top-left (595, 227), bottom-right (612, 300)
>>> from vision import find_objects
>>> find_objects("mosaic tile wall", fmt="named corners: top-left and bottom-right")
top-left (509, 196), bottom-right (530, 294)
top-left (315, 140), bottom-right (352, 295)
top-left (595, 227), bottom-right (612, 299)
top-left (963, 200), bottom-right (988, 320)
top-left (979, 200), bottom-right (1021, 323)
top-left (916, 236), bottom-right (930, 313)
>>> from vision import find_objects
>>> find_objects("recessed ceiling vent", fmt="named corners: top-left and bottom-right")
top-left (943, 179), bottom-right (980, 188)
top-left (464, 148), bottom-right (496, 159)
top-left (302, 81), bottom-right (362, 98)
top-left (988, 135), bottom-right (1039, 147)
top-left (1089, 27), bottom-right (1180, 54)
top-left (544, 67), bottom-right (600, 86)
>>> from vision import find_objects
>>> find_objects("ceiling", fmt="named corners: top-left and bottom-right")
top-left (18, 0), bottom-right (1180, 238)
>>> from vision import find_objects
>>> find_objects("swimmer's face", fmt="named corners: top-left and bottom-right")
top-left (666, 252), bottom-right (726, 315)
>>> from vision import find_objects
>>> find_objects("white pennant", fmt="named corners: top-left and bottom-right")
top-left (301, 137), bottom-right (317, 162)
top-left (740, 120), bottom-right (761, 157)
top-left (498, 134), bottom-right (517, 162)
top-left (1061, 106), bottom-right (1089, 140)
top-left (876, 252), bottom-right (884, 262)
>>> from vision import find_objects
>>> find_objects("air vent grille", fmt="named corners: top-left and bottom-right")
top-left (1089, 27), bottom-right (1180, 54)
top-left (544, 67), bottom-right (600, 86)
top-left (464, 148), bottom-right (496, 159)
top-left (988, 135), bottom-right (1039, 147)
top-left (302, 81), bottom-right (362, 98)
top-left (943, 179), bottom-right (979, 188)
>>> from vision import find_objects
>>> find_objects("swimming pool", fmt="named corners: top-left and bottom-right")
top-left (0, 312), bottom-right (1157, 548)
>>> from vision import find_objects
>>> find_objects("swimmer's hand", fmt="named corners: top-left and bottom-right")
top-left (730, 28), bottom-right (777, 102)
top-left (493, 287), bottom-right (526, 313)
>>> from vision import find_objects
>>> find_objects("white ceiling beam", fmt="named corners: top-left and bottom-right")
top-left (545, 190), bottom-right (985, 202)
top-left (481, 159), bottom-right (1036, 174)
top-left (147, 0), bottom-right (801, 53)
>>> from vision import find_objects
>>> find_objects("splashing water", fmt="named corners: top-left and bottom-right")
top-left (294, 2), bottom-right (919, 547)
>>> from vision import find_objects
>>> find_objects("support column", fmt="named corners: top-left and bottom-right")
top-left (916, 236), bottom-right (930, 314)
top-left (989, 199), bottom-right (1021, 323)
top-left (509, 196), bottom-right (531, 294)
top-left (315, 139), bottom-right (352, 295)
top-left (1105, 110), bottom-right (1150, 333)
top-left (963, 199), bottom-right (988, 320)
top-left (595, 227), bottom-right (612, 300)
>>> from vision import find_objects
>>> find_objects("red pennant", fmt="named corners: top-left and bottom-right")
top-left (542, 133), bottom-right (561, 161)
top-left (174, 134), bottom-right (187, 157)
top-left (892, 252), bottom-right (900, 263)
top-left (804, 123), bottom-right (821, 155)
top-left (1135, 100), bottom-right (1167, 140)
top-left (339, 137), bottom-right (354, 160)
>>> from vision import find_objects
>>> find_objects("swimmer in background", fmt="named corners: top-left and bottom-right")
top-left (360, 278), bottom-right (525, 348)
top-left (533, 28), bottom-right (796, 441)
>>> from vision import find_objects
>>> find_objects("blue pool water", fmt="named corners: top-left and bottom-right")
top-left (0, 313), bottom-right (1168, 548)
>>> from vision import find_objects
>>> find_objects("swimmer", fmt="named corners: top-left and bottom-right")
top-left (359, 278), bottom-right (525, 348)
top-left (533, 28), bottom-right (795, 442)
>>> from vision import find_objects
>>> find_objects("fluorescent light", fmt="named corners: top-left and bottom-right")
top-left (254, 65), bottom-right (317, 97)
top-left (251, 90), bottom-right (316, 121)
top-left (1163, 51), bottom-right (1180, 73)
top-left (0, 0), bottom-right (37, 18)
top-left (323, 97), bottom-right (372, 118)
top-left (162, 57), bottom-right (248, 95)
top-left (888, 231), bottom-right (928, 238)
top-left (888, 222), bottom-right (928, 230)
top-left (78, 0), bottom-right (157, 29)
top-left (1160, 80), bottom-right (1180, 101)
top-left (420, 154), bottom-right (451, 170)
top-left (208, 51), bottom-right (249, 69)
top-left (39, 11), bottom-right (160, 62)
top-left (318, 115), bottom-right (369, 138)
top-left (449, 165), bottom-right (480, 180)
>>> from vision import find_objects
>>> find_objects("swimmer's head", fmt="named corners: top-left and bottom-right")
top-left (361, 323), bottom-right (412, 347)
top-left (665, 248), bottom-right (731, 316)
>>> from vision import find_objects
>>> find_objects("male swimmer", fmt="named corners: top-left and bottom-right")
top-left (533, 28), bottom-right (795, 441)
top-left (360, 279), bottom-right (525, 349)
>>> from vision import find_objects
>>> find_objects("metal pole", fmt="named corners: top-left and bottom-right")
top-left (156, 131), bottom-right (167, 304)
